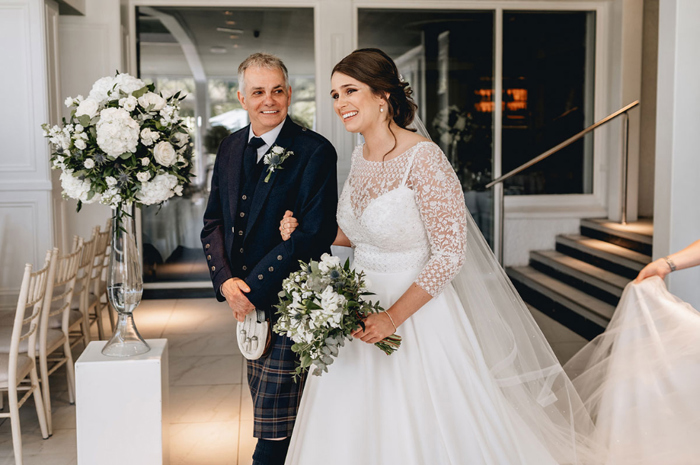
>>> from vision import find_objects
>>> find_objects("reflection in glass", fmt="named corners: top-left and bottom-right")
top-left (502, 11), bottom-right (596, 195)
top-left (137, 7), bottom-right (315, 285)
top-left (359, 10), bottom-right (495, 246)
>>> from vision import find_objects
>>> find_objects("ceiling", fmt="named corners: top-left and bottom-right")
top-left (138, 7), bottom-right (315, 79)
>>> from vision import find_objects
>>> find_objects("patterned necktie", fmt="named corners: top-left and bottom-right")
top-left (243, 136), bottom-right (265, 181)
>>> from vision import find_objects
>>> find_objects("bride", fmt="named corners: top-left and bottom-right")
top-left (279, 48), bottom-right (603, 464)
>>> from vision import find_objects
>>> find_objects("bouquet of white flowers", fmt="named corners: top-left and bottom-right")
top-left (273, 253), bottom-right (402, 378)
top-left (42, 72), bottom-right (193, 215)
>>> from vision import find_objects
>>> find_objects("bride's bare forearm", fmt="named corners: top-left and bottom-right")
top-left (333, 227), bottom-right (352, 247)
top-left (386, 283), bottom-right (432, 327)
top-left (668, 239), bottom-right (700, 271)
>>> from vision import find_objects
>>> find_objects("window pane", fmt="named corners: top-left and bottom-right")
top-left (502, 11), bottom-right (596, 195)
top-left (137, 7), bottom-right (315, 285)
top-left (359, 9), bottom-right (495, 247)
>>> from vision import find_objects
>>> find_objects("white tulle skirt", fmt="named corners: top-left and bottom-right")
top-left (285, 265), bottom-right (561, 465)
top-left (564, 277), bottom-right (700, 465)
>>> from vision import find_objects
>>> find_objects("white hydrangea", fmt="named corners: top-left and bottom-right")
top-left (96, 108), bottom-right (140, 158)
top-left (159, 105), bottom-right (179, 125)
top-left (136, 173), bottom-right (178, 205)
top-left (112, 73), bottom-right (145, 97)
top-left (87, 76), bottom-right (115, 103)
top-left (60, 171), bottom-right (100, 204)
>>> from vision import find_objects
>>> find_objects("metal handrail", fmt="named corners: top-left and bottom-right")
top-left (487, 100), bottom-right (640, 264)
top-left (486, 100), bottom-right (639, 188)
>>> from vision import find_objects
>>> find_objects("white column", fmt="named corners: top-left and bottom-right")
top-left (654, 0), bottom-right (700, 308)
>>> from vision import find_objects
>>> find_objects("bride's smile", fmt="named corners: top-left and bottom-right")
top-left (331, 72), bottom-right (387, 134)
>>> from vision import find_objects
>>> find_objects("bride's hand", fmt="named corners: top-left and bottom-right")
top-left (351, 312), bottom-right (396, 344)
top-left (279, 210), bottom-right (299, 241)
top-left (635, 259), bottom-right (671, 283)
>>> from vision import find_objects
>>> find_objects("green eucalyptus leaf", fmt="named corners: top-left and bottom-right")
top-left (131, 86), bottom-right (149, 99)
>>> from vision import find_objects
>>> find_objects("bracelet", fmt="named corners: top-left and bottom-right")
top-left (384, 310), bottom-right (397, 332)
top-left (664, 256), bottom-right (677, 272)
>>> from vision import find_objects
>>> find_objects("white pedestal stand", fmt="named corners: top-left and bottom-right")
top-left (75, 339), bottom-right (169, 464)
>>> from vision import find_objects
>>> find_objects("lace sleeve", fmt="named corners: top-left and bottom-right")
top-left (408, 143), bottom-right (467, 296)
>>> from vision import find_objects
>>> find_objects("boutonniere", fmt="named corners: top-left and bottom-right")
top-left (263, 145), bottom-right (294, 183)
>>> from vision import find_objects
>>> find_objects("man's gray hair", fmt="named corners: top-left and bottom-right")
top-left (238, 53), bottom-right (290, 94)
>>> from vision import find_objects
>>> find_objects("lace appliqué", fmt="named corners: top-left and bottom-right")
top-left (337, 141), bottom-right (467, 296)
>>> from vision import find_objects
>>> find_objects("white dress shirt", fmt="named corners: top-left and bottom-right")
top-left (248, 120), bottom-right (285, 163)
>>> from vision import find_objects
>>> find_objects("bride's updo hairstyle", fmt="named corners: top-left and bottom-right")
top-left (332, 48), bottom-right (418, 132)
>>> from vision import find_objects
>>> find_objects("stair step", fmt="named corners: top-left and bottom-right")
top-left (507, 266), bottom-right (614, 340)
top-left (556, 234), bottom-right (650, 279)
top-left (529, 250), bottom-right (628, 305)
top-left (580, 218), bottom-right (653, 255)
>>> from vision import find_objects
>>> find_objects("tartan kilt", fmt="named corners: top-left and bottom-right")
top-left (247, 332), bottom-right (307, 439)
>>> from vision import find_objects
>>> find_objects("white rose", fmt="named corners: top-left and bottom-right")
top-left (75, 98), bottom-right (99, 119)
top-left (140, 128), bottom-right (160, 146)
top-left (74, 139), bottom-right (87, 150)
top-left (83, 158), bottom-right (95, 169)
top-left (120, 96), bottom-right (138, 111)
top-left (271, 146), bottom-right (285, 155)
top-left (106, 176), bottom-right (117, 187)
top-left (141, 157), bottom-right (150, 167)
top-left (172, 132), bottom-right (189, 147)
top-left (136, 172), bottom-right (151, 182)
top-left (138, 92), bottom-right (166, 111)
top-left (75, 124), bottom-right (84, 133)
top-left (153, 141), bottom-right (177, 167)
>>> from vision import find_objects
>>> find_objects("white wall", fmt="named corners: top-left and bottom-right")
top-left (653, 0), bottom-right (700, 308)
top-left (57, 0), bottom-right (123, 241)
top-left (0, 0), bottom-right (54, 297)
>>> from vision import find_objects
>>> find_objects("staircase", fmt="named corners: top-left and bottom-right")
top-left (507, 218), bottom-right (653, 340)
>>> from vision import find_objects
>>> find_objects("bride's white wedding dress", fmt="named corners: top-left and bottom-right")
top-left (285, 142), bottom-right (601, 465)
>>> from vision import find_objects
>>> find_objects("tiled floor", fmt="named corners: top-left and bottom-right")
top-left (0, 298), bottom-right (588, 464)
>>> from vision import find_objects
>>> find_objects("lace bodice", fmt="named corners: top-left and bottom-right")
top-left (337, 141), bottom-right (467, 296)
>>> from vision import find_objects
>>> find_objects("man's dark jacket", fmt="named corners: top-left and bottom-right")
top-left (201, 117), bottom-right (338, 318)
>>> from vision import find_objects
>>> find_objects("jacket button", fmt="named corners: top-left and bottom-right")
top-left (258, 274), bottom-right (263, 280)
top-left (231, 227), bottom-right (235, 233)
top-left (239, 248), bottom-right (244, 253)
top-left (268, 267), bottom-right (274, 272)
top-left (240, 212), bottom-right (245, 218)
top-left (277, 255), bottom-right (283, 261)
top-left (242, 195), bottom-right (247, 200)
top-left (207, 255), bottom-right (211, 260)
top-left (242, 266), bottom-right (247, 271)
top-left (238, 230), bottom-right (243, 236)
top-left (205, 244), bottom-right (210, 249)
top-left (211, 266), bottom-right (216, 271)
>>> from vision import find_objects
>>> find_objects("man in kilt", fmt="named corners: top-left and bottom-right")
top-left (201, 53), bottom-right (338, 465)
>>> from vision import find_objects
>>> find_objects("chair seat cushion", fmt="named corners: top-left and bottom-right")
top-left (0, 327), bottom-right (66, 353)
top-left (49, 308), bottom-right (83, 330)
top-left (0, 354), bottom-right (34, 386)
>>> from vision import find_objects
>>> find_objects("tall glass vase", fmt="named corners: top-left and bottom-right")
top-left (101, 204), bottom-right (150, 357)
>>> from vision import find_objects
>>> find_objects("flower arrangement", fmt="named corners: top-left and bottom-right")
top-left (262, 145), bottom-right (293, 183)
top-left (42, 72), bottom-right (193, 216)
top-left (273, 254), bottom-right (402, 379)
